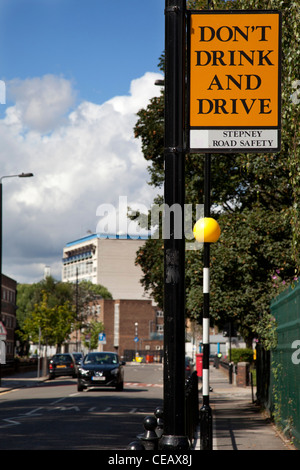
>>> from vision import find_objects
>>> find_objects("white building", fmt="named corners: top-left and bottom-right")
top-left (62, 234), bottom-right (150, 300)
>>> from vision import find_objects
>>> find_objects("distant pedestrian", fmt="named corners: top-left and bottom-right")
top-left (214, 353), bottom-right (219, 369)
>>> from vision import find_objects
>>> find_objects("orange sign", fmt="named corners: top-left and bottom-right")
top-left (188, 11), bottom-right (281, 151)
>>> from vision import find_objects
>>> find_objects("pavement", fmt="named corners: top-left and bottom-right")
top-left (0, 365), bottom-right (296, 451)
top-left (194, 365), bottom-right (296, 451)
top-left (0, 369), bottom-right (48, 393)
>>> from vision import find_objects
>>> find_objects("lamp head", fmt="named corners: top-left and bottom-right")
top-left (18, 173), bottom-right (34, 178)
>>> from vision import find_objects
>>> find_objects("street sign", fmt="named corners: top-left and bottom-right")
top-left (0, 321), bottom-right (7, 339)
top-left (98, 333), bottom-right (106, 344)
top-left (188, 10), bottom-right (281, 153)
top-left (0, 324), bottom-right (6, 368)
top-left (0, 340), bottom-right (6, 364)
top-left (134, 336), bottom-right (139, 342)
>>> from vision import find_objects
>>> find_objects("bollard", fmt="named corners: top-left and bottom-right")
top-left (229, 362), bottom-right (233, 384)
top-left (127, 441), bottom-right (145, 450)
top-left (200, 404), bottom-right (213, 450)
top-left (154, 406), bottom-right (164, 438)
top-left (137, 416), bottom-right (159, 450)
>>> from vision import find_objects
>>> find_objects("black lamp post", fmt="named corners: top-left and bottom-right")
top-left (159, 0), bottom-right (189, 450)
top-left (0, 172), bottom-right (34, 384)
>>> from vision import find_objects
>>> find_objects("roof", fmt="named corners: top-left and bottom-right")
top-left (65, 233), bottom-right (149, 247)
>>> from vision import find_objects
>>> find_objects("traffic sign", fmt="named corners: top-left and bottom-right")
top-left (0, 340), bottom-right (6, 364)
top-left (98, 333), bottom-right (106, 344)
top-left (0, 321), bottom-right (7, 339)
top-left (134, 336), bottom-right (139, 342)
top-left (188, 10), bottom-right (281, 153)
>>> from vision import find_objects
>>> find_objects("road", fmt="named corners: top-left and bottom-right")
top-left (0, 363), bottom-right (163, 450)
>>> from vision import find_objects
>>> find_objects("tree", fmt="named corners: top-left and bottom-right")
top-left (16, 276), bottom-right (112, 353)
top-left (72, 280), bottom-right (111, 348)
top-left (20, 291), bottom-right (75, 351)
top-left (133, 0), bottom-right (300, 348)
top-left (16, 276), bottom-right (73, 328)
top-left (82, 320), bottom-right (104, 351)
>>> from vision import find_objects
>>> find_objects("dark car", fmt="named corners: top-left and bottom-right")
top-left (77, 352), bottom-right (125, 391)
top-left (72, 352), bottom-right (83, 364)
top-left (49, 353), bottom-right (77, 380)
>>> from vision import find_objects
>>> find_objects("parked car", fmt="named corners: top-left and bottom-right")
top-left (72, 352), bottom-right (84, 375)
top-left (77, 351), bottom-right (125, 391)
top-left (72, 352), bottom-right (83, 364)
top-left (185, 356), bottom-right (195, 380)
top-left (49, 353), bottom-right (77, 379)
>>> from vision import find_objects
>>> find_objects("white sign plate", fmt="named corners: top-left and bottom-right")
top-left (190, 129), bottom-right (278, 151)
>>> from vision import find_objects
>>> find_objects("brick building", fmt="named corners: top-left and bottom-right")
top-left (0, 274), bottom-right (17, 362)
top-left (69, 298), bottom-right (164, 361)
top-left (62, 234), bottom-right (164, 360)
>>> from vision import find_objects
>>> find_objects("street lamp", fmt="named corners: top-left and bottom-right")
top-left (0, 172), bottom-right (34, 384)
top-left (134, 322), bottom-right (138, 357)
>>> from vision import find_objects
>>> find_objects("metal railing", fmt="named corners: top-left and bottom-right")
top-left (127, 370), bottom-right (199, 450)
top-left (185, 371), bottom-right (199, 445)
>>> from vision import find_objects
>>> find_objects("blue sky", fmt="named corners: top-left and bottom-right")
top-left (0, 0), bottom-right (164, 105)
top-left (0, 0), bottom-right (165, 283)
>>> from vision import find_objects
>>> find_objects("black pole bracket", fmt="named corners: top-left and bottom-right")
top-left (165, 6), bottom-right (182, 13)
top-left (165, 147), bottom-right (184, 154)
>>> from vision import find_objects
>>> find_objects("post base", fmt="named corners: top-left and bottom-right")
top-left (200, 404), bottom-right (213, 450)
top-left (158, 435), bottom-right (190, 450)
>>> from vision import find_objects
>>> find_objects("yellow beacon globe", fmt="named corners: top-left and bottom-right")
top-left (193, 217), bottom-right (221, 243)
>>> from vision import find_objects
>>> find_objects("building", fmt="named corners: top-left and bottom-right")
top-left (0, 274), bottom-right (17, 362)
top-left (68, 298), bottom-right (164, 361)
top-left (62, 234), bottom-right (163, 359)
top-left (62, 234), bottom-right (150, 300)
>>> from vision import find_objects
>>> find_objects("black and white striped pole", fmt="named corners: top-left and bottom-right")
top-left (193, 156), bottom-right (221, 450)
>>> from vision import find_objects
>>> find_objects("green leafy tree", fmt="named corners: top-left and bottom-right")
top-left (72, 279), bottom-right (112, 341)
top-left (20, 291), bottom-right (76, 351)
top-left (82, 320), bottom-right (105, 351)
top-left (16, 276), bottom-right (112, 353)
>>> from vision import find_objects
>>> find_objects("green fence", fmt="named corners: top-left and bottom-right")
top-left (270, 282), bottom-right (300, 449)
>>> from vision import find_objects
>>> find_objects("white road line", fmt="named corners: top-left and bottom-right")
top-left (2, 417), bottom-right (21, 426)
top-left (24, 407), bottom-right (44, 416)
top-left (50, 397), bottom-right (66, 405)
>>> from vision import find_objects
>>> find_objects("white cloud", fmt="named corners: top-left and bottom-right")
top-left (7, 75), bottom-right (76, 133)
top-left (0, 72), bottom-right (163, 283)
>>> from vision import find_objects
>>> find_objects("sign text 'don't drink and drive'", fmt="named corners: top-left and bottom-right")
top-left (188, 11), bottom-right (281, 153)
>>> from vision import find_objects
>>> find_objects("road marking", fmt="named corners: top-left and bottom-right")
top-left (103, 407), bottom-right (112, 412)
top-left (55, 406), bottom-right (80, 412)
top-left (129, 408), bottom-right (138, 414)
top-left (2, 417), bottom-right (21, 426)
top-left (50, 397), bottom-right (66, 405)
top-left (24, 407), bottom-right (44, 416)
top-left (125, 382), bottom-right (163, 388)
